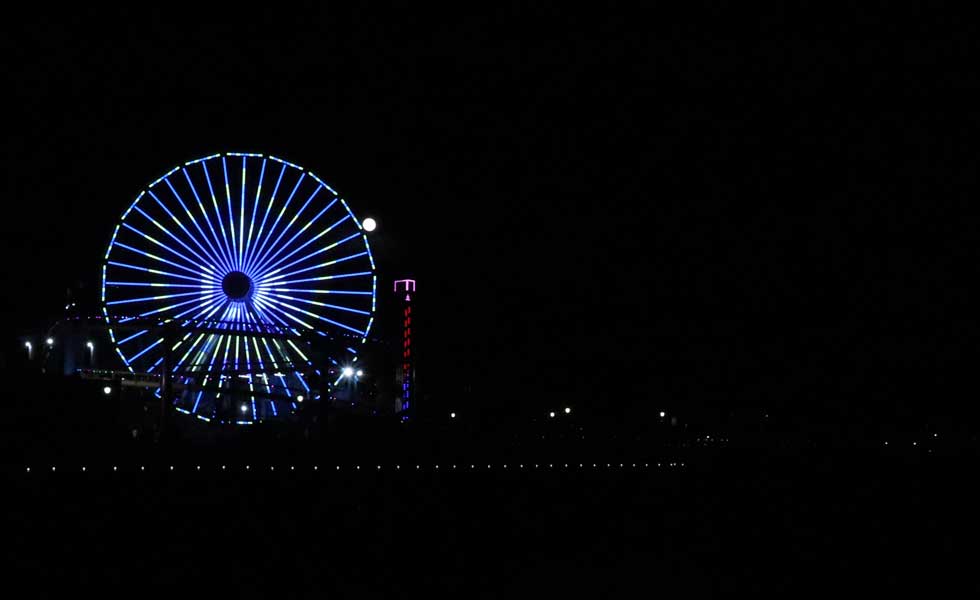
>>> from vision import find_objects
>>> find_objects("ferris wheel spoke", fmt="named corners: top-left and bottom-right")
top-left (192, 335), bottom-right (227, 413)
top-left (128, 337), bottom-right (164, 363)
top-left (259, 338), bottom-right (291, 399)
top-left (171, 332), bottom-right (206, 373)
top-left (252, 296), bottom-right (315, 330)
top-left (201, 160), bottom-right (239, 274)
top-left (247, 197), bottom-right (339, 276)
top-left (249, 209), bottom-right (346, 279)
top-left (238, 157), bottom-right (248, 271)
top-left (149, 188), bottom-right (233, 275)
top-left (113, 242), bottom-right (213, 279)
top-left (257, 251), bottom-right (369, 284)
top-left (262, 295), bottom-right (366, 336)
top-left (120, 223), bottom-right (218, 276)
top-left (270, 293), bottom-right (371, 316)
top-left (116, 329), bottom-right (149, 345)
top-left (183, 168), bottom-right (237, 274)
top-left (246, 185), bottom-right (323, 276)
top-left (135, 202), bottom-right (216, 271)
top-left (264, 286), bottom-right (373, 297)
top-left (170, 293), bottom-right (226, 322)
top-left (241, 157), bottom-right (267, 275)
top-left (106, 260), bottom-right (209, 284)
top-left (247, 172), bottom-right (306, 277)
top-left (220, 157), bottom-right (242, 270)
top-left (136, 290), bottom-right (222, 317)
top-left (106, 290), bottom-right (210, 306)
top-left (242, 162), bottom-right (287, 272)
top-left (164, 178), bottom-right (235, 275)
top-left (255, 235), bottom-right (364, 284)
top-left (105, 281), bottom-right (210, 289)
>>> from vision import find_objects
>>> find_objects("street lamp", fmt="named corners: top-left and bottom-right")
top-left (564, 407), bottom-right (571, 414)
top-left (102, 386), bottom-right (112, 395)
top-left (549, 411), bottom-right (555, 418)
top-left (450, 412), bottom-right (456, 419)
top-left (362, 217), bottom-right (377, 232)
top-left (24, 341), bottom-right (32, 359)
top-left (659, 411), bottom-right (666, 418)
top-left (46, 337), bottom-right (54, 346)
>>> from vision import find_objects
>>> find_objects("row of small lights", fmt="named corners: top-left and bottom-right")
top-left (450, 409), bottom-right (668, 419)
top-left (884, 434), bottom-right (940, 447)
top-left (24, 462), bottom-right (685, 473)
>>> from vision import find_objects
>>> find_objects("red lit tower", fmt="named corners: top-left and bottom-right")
top-left (394, 279), bottom-right (416, 422)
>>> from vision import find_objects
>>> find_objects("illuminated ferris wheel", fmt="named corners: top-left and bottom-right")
top-left (101, 153), bottom-right (377, 424)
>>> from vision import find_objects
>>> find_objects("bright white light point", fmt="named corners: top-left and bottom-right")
top-left (659, 411), bottom-right (666, 418)
top-left (342, 367), bottom-right (354, 377)
top-left (450, 412), bottom-right (456, 418)
top-left (356, 369), bottom-right (363, 377)
top-left (24, 342), bottom-right (31, 348)
top-left (240, 404), bottom-right (248, 413)
top-left (564, 407), bottom-right (571, 414)
top-left (362, 217), bottom-right (377, 232)
top-left (103, 386), bottom-right (112, 395)
top-left (549, 412), bottom-right (555, 418)
top-left (296, 395), bottom-right (304, 402)
top-left (86, 341), bottom-right (94, 349)
top-left (46, 338), bottom-right (54, 345)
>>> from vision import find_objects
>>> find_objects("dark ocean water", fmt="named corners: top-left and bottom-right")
top-left (4, 450), bottom-right (971, 594)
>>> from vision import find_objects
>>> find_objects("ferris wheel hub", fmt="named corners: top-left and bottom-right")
top-left (222, 271), bottom-right (253, 301)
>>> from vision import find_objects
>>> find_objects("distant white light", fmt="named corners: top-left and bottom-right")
top-left (356, 369), bottom-right (363, 377)
top-left (24, 342), bottom-right (31, 349)
top-left (240, 404), bottom-right (248, 413)
top-left (362, 217), bottom-right (377, 232)
top-left (342, 366), bottom-right (354, 377)
top-left (659, 411), bottom-right (666, 418)
top-left (102, 386), bottom-right (112, 395)
top-left (86, 341), bottom-right (94, 350)
top-left (46, 337), bottom-right (54, 346)
top-left (564, 407), bottom-right (571, 414)
top-left (296, 395), bottom-right (304, 403)
top-left (549, 411), bottom-right (555, 418)
top-left (450, 412), bottom-right (456, 418)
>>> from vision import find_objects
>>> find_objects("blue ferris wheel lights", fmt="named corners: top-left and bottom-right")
top-left (184, 153), bottom-right (221, 166)
top-left (269, 155), bottom-right (303, 171)
top-left (103, 153), bottom-right (376, 423)
top-left (149, 166), bottom-right (180, 191)
top-left (116, 329), bottom-right (149, 345)
top-left (307, 171), bottom-right (338, 196)
top-left (128, 337), bottom-right (164, 362)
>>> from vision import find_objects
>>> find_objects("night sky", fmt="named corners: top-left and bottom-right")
top-left (2, 9), bottom-right (975, 427)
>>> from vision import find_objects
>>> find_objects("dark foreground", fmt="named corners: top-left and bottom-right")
top-left (3, 450), bottom-right (973, 594)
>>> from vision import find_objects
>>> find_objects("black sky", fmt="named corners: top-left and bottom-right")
top-left (2, 8), bottom-right (976, 425)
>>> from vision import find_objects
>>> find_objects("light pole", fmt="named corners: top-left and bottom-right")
top-left (86, 341), bottom-right (94, 365)
top-left (24, 341), bottom-right (32, 359)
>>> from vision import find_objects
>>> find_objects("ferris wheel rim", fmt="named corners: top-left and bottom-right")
top-left (100, 152), bottom-right (377, 423)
